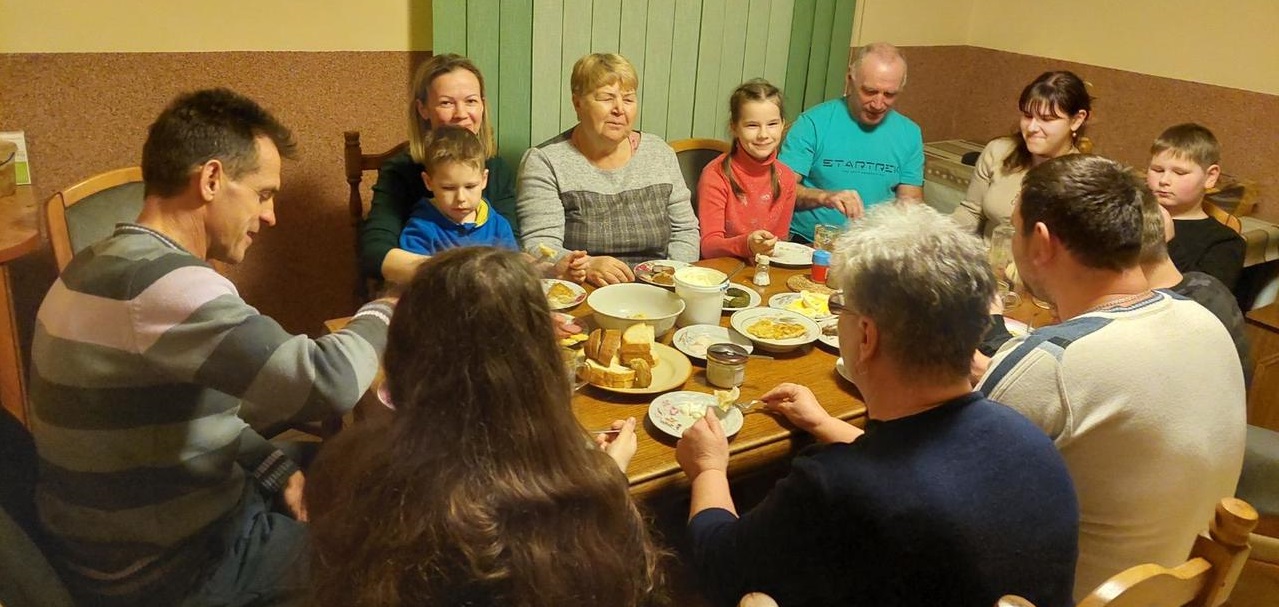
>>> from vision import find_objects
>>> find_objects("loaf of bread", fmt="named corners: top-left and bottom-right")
top-left (628, 358), bottom-right (652, 388)
top-left (585, 358), bottom-right (636, 388)
top-left (619, 324), bottom-right (657, 366)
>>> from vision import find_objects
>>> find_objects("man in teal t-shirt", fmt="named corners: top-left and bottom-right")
top-left (779, 42), bottom-right (925, 242)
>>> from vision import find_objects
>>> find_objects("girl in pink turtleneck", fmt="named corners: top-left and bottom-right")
top-left (698, 79), bottom-right (797, 260)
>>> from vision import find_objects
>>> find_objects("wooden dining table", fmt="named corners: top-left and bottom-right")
top-left (326, 255), bottom-right (1055, 501)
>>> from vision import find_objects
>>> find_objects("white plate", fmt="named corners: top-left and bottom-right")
top-left (729, 308), bottom-right (820, 353)
top-left (770, 241), bottom-right (815, 267)
top-left (633, 259), bottom-right (690, 288)
top-left (588, 342), bottom-right (693, 395)
top-left (672, 325), bottom-right (755, 359)
top-left (722, 283), bottom-right (762, 312)
top-left (648, 391), bottom-right (745, 439)
top-left (768, 292), bottom-right (834, 321)
top-left (541, 279), bottom-right (586, 310)
top-left (835, 357), bottom-right (856, 385)
top-left (816, 318), bottom-right (839, 349)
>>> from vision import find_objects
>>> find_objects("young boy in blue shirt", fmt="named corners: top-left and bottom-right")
top-left (400, 126), bottom-right (519, 254)
top-left (1146, 123), bottom-right (1245, 290)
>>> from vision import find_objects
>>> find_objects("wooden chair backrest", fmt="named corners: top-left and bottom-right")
top-left (996, 497), bottom-right (1259, 607)
top-left (1203, 201), bottom-right (1243, 235)
top-left (45, 167), bottom-right (144, 272)
top-left (669, 138), bottom-right (731, 217)
top-left (343, 130), bottom-right (409, 227)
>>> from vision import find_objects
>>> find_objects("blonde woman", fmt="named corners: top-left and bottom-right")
top-left (360, 54), bottom-right (518, 284)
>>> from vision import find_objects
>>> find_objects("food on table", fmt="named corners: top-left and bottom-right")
top-left (821, 321), bottom-right (838, 337)
top-left (536, 243), bottom-right (557, 261)
top-left (583, 326), bottom-right (660, 389)
top-left (546, 281), bottom-right (580, 307)
top-left (747, 317), bottom-right (808, 340)
top-left (784, 290), bottom-right (830, 318)
top-left (644, 263), bottom-right (676, 286)
top-left (724, 286), bottom-right (751, 308)
top-left (713, 386), bottom-right (740, 413)
top-left (627, 312), bottom-right (649, 319)
top-left (558, 332), bottom-right (589, 348)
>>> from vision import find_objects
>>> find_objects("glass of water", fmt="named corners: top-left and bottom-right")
top-left (989, 223), bottom-right (1022, 309)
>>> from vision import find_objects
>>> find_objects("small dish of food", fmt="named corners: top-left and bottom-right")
top-left (769, 241), bottom-right (815, 267)
top-left (729, 308), bottom-right (820, 353)
top-left (671, 324), bottom-right (755, 359)
top-left (542, 279), bottom-right (587, 310)
top-left (634, 259), bottom-right (690, 288)
top-left (816, 318), bottom-right (839, 349)
top-left (768, 290), bottom-right (833, 321)
top-left (721, 284), bottom-right (761, 312)
top-left (648, 390), bottom-right (744, 439)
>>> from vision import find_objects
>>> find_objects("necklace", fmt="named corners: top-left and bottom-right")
top-left (1080, 290), bottom-right (1154, 315)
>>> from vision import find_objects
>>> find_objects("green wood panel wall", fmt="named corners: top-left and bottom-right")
top-left (638, 0), bottom-right (673, 137)
top-left (665, 0), bottom-right (702, 140)
top-left (530, 0), bottom-right (564, 146)
top-left (498, 1), bottom-right (533, 170)
top-left (435, 0), bottom-right (854, 159)
top-left (433, 0), bottom-right (467, 55)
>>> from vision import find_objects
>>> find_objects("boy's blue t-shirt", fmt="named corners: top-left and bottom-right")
top-left (398, 198), bottom-right (518, 255)
top-left (778, 98), bottom-right (924, 241)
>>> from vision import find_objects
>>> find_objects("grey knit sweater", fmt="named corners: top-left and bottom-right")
top-left (516, 130), bottom-right (699, 265)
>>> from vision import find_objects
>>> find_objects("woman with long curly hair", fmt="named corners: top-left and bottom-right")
top-left (305, 247), bottom-right (666, 607)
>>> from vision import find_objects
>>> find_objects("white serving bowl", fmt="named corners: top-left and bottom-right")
top-left (729, 307), bottom-right (820, 353)
top-left (588, 283), bottom-right (686, 337)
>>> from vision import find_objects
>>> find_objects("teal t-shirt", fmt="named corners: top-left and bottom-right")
top-left (778, 98), bottom-right (924, 241)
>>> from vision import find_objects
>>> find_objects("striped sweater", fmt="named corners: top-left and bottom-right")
top-left (29, 224), bottom-right (390, 604)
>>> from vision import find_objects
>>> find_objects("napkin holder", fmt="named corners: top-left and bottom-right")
top-left (0, 140), bottom-right (16, 197)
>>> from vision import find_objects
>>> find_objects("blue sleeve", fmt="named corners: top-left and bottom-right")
top-left (899, 122), bottom-right (925, 186)
top-left (688, 454), bottom-right (841, 606)
top-left (398, 212), bottom-right (435, 256)
top-left (778, 109), bottom-right (820, 181)
top-left (495, 217), bottom-right (519, 251)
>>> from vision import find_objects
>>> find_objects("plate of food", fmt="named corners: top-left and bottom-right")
top-left (722, 284), bottom-right (761, 312)
top-left (648, 390), bottom-right (744, 438)
top-left (769, 241), bottom-right (815, 267)
top-left (542, 279), bottom-right (587, 310)
top-left (580, 325), bottom-right (692, 394)
top-left (816, 318), bottom-right (839, 349)
top-left (634, 259), bottom-right (690, 288)
top-left (672, 325), bottom-right (755, 359)
top-left (768, 290), bottom-right (833, 321)
top-left (1004, 317), bottom-right (1031, 338)
top-left (729, 307), bottom-right (820, 353)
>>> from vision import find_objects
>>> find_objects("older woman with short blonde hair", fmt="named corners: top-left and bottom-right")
top-left (517, 53), bottom-right (700, 286)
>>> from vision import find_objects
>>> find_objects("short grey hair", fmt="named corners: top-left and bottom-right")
top-left (849, 42), bottom-right (908, 88)
top-left (831, 202), bottom-right (993, 380)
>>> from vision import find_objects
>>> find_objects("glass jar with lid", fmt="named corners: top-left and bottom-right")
top-left (706, 343), bottom-right (749, 389)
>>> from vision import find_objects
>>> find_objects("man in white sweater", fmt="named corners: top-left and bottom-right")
top-left (978, 154), bottom-right (1245, 601)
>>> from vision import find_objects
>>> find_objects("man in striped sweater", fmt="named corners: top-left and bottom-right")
top-left (29, 89), bottom-right (393, 606)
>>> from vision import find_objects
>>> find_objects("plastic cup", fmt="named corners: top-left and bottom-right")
top-left (673, 267), bottom-right (728, 327)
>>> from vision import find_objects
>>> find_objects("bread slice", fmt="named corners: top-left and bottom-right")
top-left (620, 323), bottom-right (657, 366)
top-left (585, 358), bottom-right (635, 388)
top-left (596, 329), bottom-right (623, 366)
top-left (585, 329), bottom-right (602, 363)
top-left (627, 358), bottom-right (652, 388)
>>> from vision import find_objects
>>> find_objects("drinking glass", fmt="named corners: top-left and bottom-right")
top-left (989, 223), bottom-right (1022, 309)
top-left (813, 224), bottom-right (841, 252)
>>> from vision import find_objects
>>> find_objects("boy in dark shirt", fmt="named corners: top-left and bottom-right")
top-left (1146, 123), bottom-right (1244, 290)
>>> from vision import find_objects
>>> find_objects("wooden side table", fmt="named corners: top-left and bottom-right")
top-left (1246, 304), bottom-right (1279, 432)
top-left (0, 185), bottom-right (41, 426)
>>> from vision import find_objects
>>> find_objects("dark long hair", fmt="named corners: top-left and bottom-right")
top-left (306, 247), bottom-right (667, 607)
top-left (723, 79), bottom-right (785, 202)
top-left (1003, 71), bottom-right (1092, 174)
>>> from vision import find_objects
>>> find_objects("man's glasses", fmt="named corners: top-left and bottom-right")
top-left (829, 291), bottom-right (848, 315)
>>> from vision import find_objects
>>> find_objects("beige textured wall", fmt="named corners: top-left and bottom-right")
top-left (0, 0), bottom-right (431, 52)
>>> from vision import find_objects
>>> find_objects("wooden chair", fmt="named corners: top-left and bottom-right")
top-left (343, 131), bottom-right (409, 302)
top-left (996, 497), bottom-right (1259, 607)
top-left (45, 167), bottom-right (146, 271)
top-left (669, 138), bottom-right (731, 217)
top-left (1203, 201), bottom-right (1244, 235)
